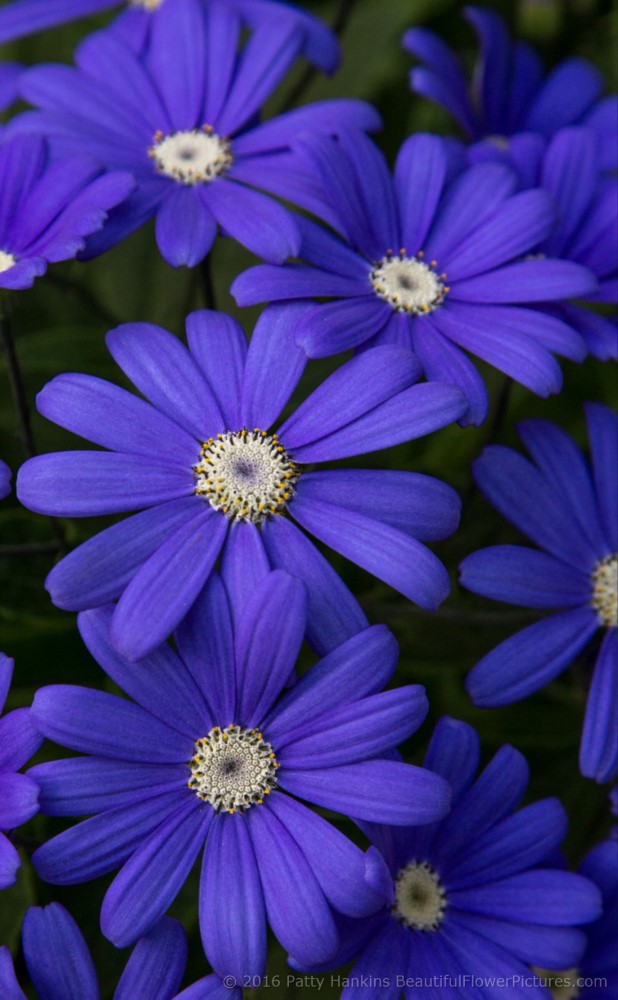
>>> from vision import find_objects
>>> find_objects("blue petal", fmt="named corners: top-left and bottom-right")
top-left (0, 773), bottom-right (39, 830)
top-left (425, 162), bottom-right (516, 263)
top-left (148, 0), bottom-right (206, 128)
top-left (451, 258), bottom-right (597, 303)
top-left (155, 188), bottom-right (217, 268)
top-left (413, 315), bottom-right (489, 426)
top-left (295, 298), bottom-right (388, 360)
top-left (0, 707), bottom-right (43, 772)
top-left (580, 630), bottom-right (618, 784)
top-left (586, 402), bottom-right (618, 551)
top-left (204, 178), bottom-right (300, 263)
top-left (22, 904), bottom-right (99, 1000)
top-left (395, 134), bottom-right (448, 251)
top-left (449, 869), bottom-right (601, 926)
top-left (185, 310), bottom-right (247, 429)
top-left (0, 834), bottom-right (20, 891)
top-left (524, 58), bottom-right (603, 134)
top-left (240, 303), bottom-right (306, 430)
top-left (261, 517), bottom-right (369, 656)
top-left (0, 945), bottom-right (25, 1000)
top-left (115, 918), bottom-right (187, 1000)
top-left (220, 522), bottom-right (270, 628)
top-left (200, 815), bottom-right (266, 980)
top-left (423, 717), bottom-right (480, 805)
top-left (460, 545), bottom-right (590, 608)
top-left (29, 757), bottom-right (185, 816)
top-left (175, 573), bottom-right (236, 724)
top-left (466, 608), bottom-right (598, 707)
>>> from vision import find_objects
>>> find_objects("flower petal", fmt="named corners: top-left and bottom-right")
top-left (22, 904), bottom-right (99, 1000)
top-left (0, 772), bottom-right (39, 830)
top-left (580, 629), bottom-right (618, 784)
top-left (115, 918), bottom-right (187, 1000)
top-left (185, 310), bottom-right (247, 429)
top-left (205, 178), bottom-right (299, 263)
top-left (449, 870), bottom-right (601, 926)
top-left (240, 303), bottom-right (307, 430)
top-left (155, 188), bottom-right (217, 268)
top-left (460, 545), bottom-right (590, 608)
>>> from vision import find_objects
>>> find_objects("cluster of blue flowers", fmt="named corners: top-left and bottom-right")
top-left (0, 0), bottom-right (616, 996)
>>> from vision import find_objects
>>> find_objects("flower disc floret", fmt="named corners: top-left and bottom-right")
top-left (393, 861), bottom-right (446, 931)
top-left (188, 724), bottom-right (279, 813)
top-left (591, 554), bottom-right (618, 628)
top-left (370, 251), bottom-right (447, 315)
top-left (148, 127), bottom-right (232, 185)
top-left (130, 0), bottom-right (164, 9)
top-left (194, 428), bottom-right (300, 523)
top-left (0, 250), bottom-right (16, 273)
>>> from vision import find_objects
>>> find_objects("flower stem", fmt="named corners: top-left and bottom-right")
top-left (200, 254), bottom-right (217, 311)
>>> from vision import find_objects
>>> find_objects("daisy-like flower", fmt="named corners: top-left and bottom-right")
top-left (293, 718), bottom-right (603, 997)
top-left (27, 576), bottom-right (451, 976)
top-left (8, 0), bottom-right (376, 268)
top-left (0, 460), bottom-right (10, 499)
top-left (460, 403), bottom-right (618, 784)
top-left (0, 905), bottom-right (209, 1000)
top-left (404, 5), bottom-right (618, 173)
top-left (17, 306), bottom-right (465, 662)
top-left (0, 0), bottom-right (339, 74)
top-left (0, 652), bottom-right (42, 889)
top-left (0, 134), bottom-right (134, 290)
top-left (233, 131), bottom-right (595, 426)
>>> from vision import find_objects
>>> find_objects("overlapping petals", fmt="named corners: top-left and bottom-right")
top-left (28, 573), bottom-right (450, 978)
top-left (461, 404), bottom-right (618, 784)
top-left (17, 307), bottom-right (465, 660)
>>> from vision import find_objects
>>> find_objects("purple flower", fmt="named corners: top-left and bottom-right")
top-left (0, 904), bottom-right (202, 1000)
top-left (27, 575), bottom-right (451, 977)
top-left (0, 0), bottom-right (339, 74)
top-left (292, 718), bottom-right (603, 995)
top-left (233, 131), bottom-right (595, 426)
top-left (0, 460), bottom-right (11, 499)
top-left (460, 403), bottom-right (618, 784)
top-left (0, 134), bottom-right (134, 290)
top-left (17, 307), bottom-right (465, 661)
top-left (404, 6), bottom-right (618, 172)
top-left (0, 652), bottom-right (42, 889)
top-left (9, 0), bottom-right (376, 267)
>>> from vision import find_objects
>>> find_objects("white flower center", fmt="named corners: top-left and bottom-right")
top-left (128, 0), bottom-right (164, 10)
top-left (0, 250), bottom-right (16, 273)
top-left (194, 429), bottom-right (300, 524)
top-left (370, 251), bottom-right (448, 314)
top-left (393, 861), bottom-right (446, 931)
top-left (591, 553), bottom-right (618, 628)
top-left (188, 725), bottom-right (279, 813)
top-left (148, 127), bottom-right (232, 185)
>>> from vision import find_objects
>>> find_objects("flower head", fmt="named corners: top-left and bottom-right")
top-left (460, 403), bottom-right (618, 784)
top-left (233, 131), bottom-right (596, 425)
top-left (404, 6), bottom-right (618, 172)
top-left (17, 306), bottom-right (465, 661)
top-left (292, 718), bottom-right (603, 991)
top-left (9, 0), bottom-right (377, 267)
top-left (0, 0), bottom-right (339, 74)
top-left (0, 134), bottom-right (133, 290)
top-left (0, 652), bottom-right (42, 888)
top-left (28, 573), bottom-right (450, 977)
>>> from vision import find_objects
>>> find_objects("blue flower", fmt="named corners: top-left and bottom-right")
top-left (460, 403), bottom-right (617, 784)
top-left (27, 574), bottom-right (450, 977)
top-left (0, 652), bottom-right (42, 889)
top-left (8, 0), bottom-right (376, 267)
top-left (233, 131), bottom-right (595, 426)
top-left (0, 460), bottom-right (11, 499)
top-left (0, 134), bottom-right (134, 290)
top-left (568, 837), bottom-right (618, 999)
top-left (404, 6), bottom-right (618, 173)
top-left (0, 0), bottom-right (339, 74)
top-left (292, 718), bottom-right (603, 995)
top-left (0, 905), bottom-right (191, 1000)
top-left (17, 307), bottom-right (465, 661)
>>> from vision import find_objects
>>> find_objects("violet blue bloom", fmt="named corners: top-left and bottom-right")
top-left (292, 718), bottom-right (603, 997)
top-left (0, 134), bottom-right (134, 290)
top-left (0, 460), bottom-right (11, 499)
top-left (0, 904), bottom-right (201, 1000)
top-left (17, 306), bottom-right (466, 662)
top-left (9, 0), bottom-right (376, 267)
top-left (233, 131), bottom-right (595, 426)
top-left (461, 404), bottom-right (618, 784)
top-left (404, 6), bottom-right (618, 173)
top-left (0, 652), bottom-right (42, 888)
top-left (0, 0), bottom-right (339, 74)
top-left (27, 575), bottom-right (451, 977)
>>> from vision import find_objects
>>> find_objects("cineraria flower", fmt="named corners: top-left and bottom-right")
top-left (233, 131), bottom-right (595, 426)
top-left (27, 577), bottom-right (451, 977)
top-left (293, 718), bottom-right (603, 996)
top-left (0, 0), bottom-right (339, 74)
top-left (0, 905), bottom-right (206, 1000)
top-left (17, 306), bottom-right (466, 661)
top-left (404, 6), bottom-right (618, 173)
top-left (0, 134), bottom-right (133, 290)
top-left (0, 460), bottom-right (11, 499)
top-left (8, 0), bottom-right (377, 267)
top-left (460, 403), bottom-right (618, 784)
top-left (0, 652), bottom-right (42, 888)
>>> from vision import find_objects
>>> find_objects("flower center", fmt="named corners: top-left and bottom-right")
top-left (193, 428), bottom-right (300, 524)
top-left (393, 861), bottom-right (446, 931)
top-left (148, 126), bottom-right (232, 185)
top-left (188, 725), bottom-right (279, 813)
top-left (128, 0), bottom-right (164, 9)
top-left (0, 250), bottom-right (16, 273)
top-left (591, 553), bottom-right (618, 628)
top-left (370, 250), bottom-right (448, 314)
